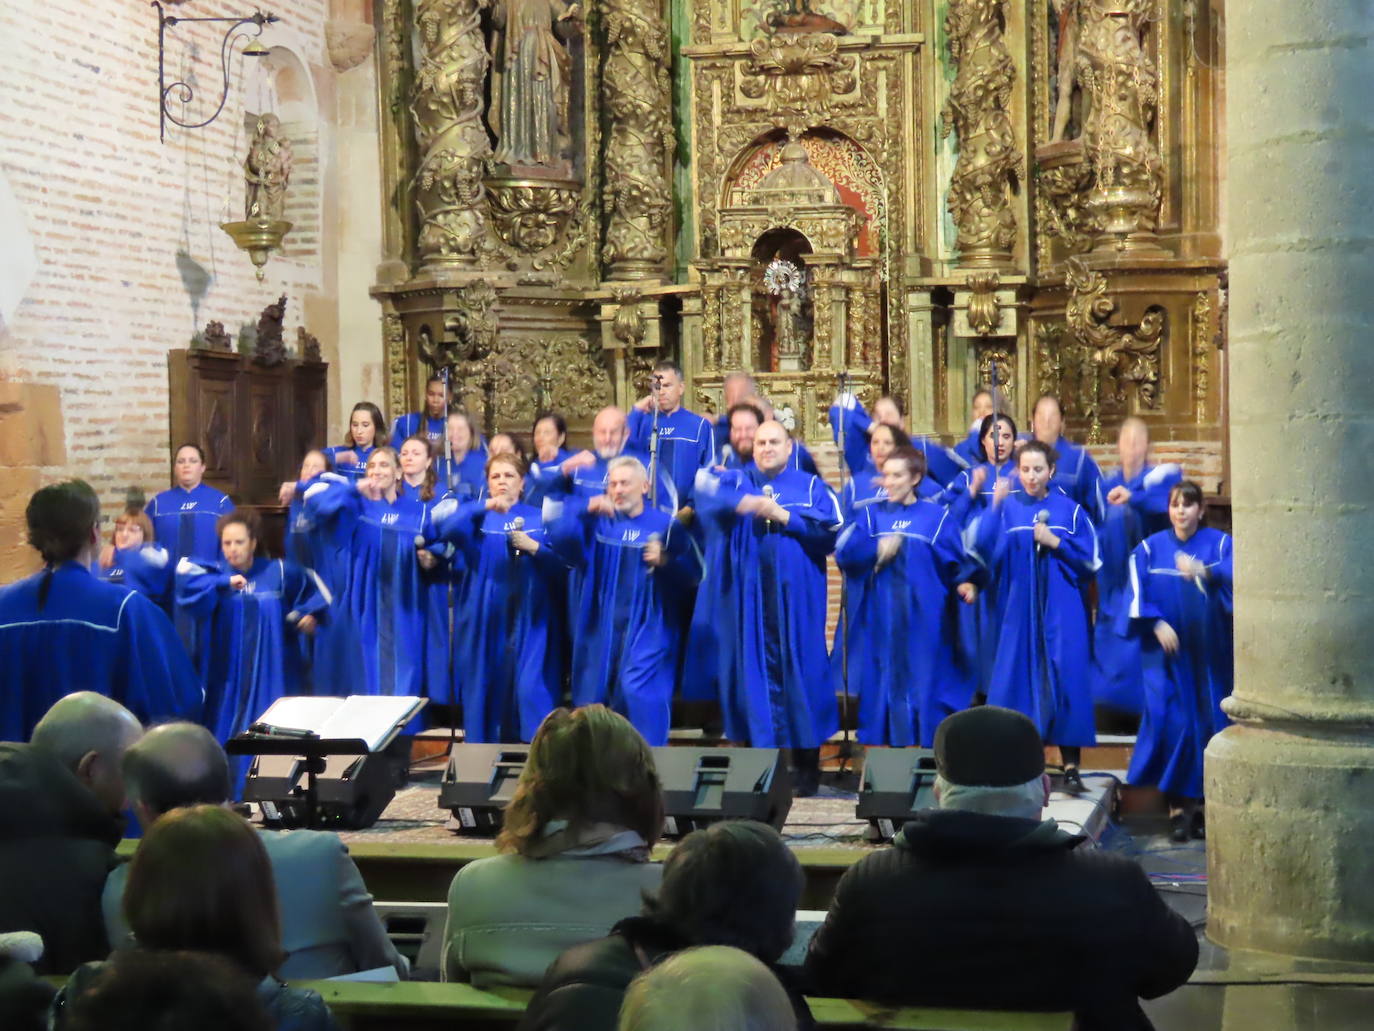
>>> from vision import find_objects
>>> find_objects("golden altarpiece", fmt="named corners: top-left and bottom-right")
top-left (370, 0), bottom-right (1225, 469)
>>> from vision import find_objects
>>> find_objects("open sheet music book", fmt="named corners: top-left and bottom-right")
top-left (253, 695), bottom-right (426, 753)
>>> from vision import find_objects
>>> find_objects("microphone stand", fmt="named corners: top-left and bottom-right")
top-left (440, 364), bottom-right (459, 753)
top-left (648, 373), bottom-right (663, 510)
top-left (834, 369), bottom-right (855, 781)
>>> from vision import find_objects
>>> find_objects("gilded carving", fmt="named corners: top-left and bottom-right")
top-left (411, 0), bottom-right (491, 265)
top-left (977, 345), bottom-right (1016, 406)
top-left (1034, 320), bottom-right (1065, 403)
top-left (486, 180), bottom-right (581, 255)
top-left (610, 286), bottom-right (647, 348)
top-left (941, 0), bottom-right (1020, 266)
top-left (1064, 256), bottom-right (1165, 439)
top-left (383, 0), bottom-right (407, 121)
top-left (1192, 290), bottom-right (1211, 421)
top-left (383, 312), bottom-right (408, 420)
top-left (1035, 142), bottom-right (1099, 255)
top-left (966, 271), bottom-right (1004, 337)
top-left (602, 0), bottom-right (673, 279)
top-left (739, 33), bottom-right (858, 113)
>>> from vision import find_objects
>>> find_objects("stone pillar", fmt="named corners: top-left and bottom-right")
top-left (1205, 2), bottom-right (1374, 960)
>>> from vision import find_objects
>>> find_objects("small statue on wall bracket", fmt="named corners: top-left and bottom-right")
top-left (244, 113), bottom-right (293, 222)
top-left (254, 295), bottom-right (289, 367)
top-left (754, 0), bottom-right (847, 36)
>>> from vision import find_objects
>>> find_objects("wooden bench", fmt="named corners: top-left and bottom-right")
top-left (297, 980), bottom-right (1074, 1031)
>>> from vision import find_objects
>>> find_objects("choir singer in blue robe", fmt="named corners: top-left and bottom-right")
top-left (96, 499), bottom-right (173, 605)
top-left (970, 440), bottom-right (1100, 791)
top-left (834, 447), bottom-right (978, 747)
top-left (176, 510), bottom-right (330, 776)
top-left (829, 392), bottom-right (967, 490)
top-left (693, 420), bottom-right (842, 795)
top-left (323, 402), bottom-right (387, 483)
top-left (1092, 418), bottom-right (1181, 717)
top-left (1027, 395), bottom-right (1104, 523)
top-left (391, 376), bottom-right (450, 449)
top-left (628, 361), bottom-right (715, 512)
top-left (0, 481), bottom-right (201, 742)
top-left (545, 456), bottom-right (701, 746)
top-left (147, 444), bottom-right (233, 569)
top-left (302, 447), bottom-right (439, 697)
top-left (1118, 481), bottom-right (1232, 841)
top-left (433, 452), bottom-right (567, 743)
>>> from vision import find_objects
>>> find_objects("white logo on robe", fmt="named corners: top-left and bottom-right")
top-left (622, 529), bottom-right (641, 542)
top-left (381, 512), bottom-right (399, 526)
top-left (181, 502), bottom-right (198, 511)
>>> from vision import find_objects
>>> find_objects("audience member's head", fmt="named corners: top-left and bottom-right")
top-left (122, 722), bottom-right (231, 827)
top-left (932, 706), bottom-right (1050, 821)
top-left (644, 821), bottom-right (802, 964)
top-left (498, 705), bottom-right (664, 856)
top-left (58, 949), bottom-right (268, 1031)
top-left (619, 946), bottom-right (797, 1031)
top-left (124, 804), bottom-right (283, 979)
top-left (29, 692), bottom-right (143, 816)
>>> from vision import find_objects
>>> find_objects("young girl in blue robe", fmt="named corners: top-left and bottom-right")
top-left (390, 376), bottom-right (450, 449)
top-left (971, 439), bottom-right (1101, 790)
top-left (322, 402), bottom-right (386, 483)
top-left (433, 453), bottom-right (567, 743)
top-left (1118, 480), bottom-right (1233, 840)
top-left (398, 434), bottom-right (461, 707)
top-left (280, 450), bottom-right (344, 691)
top-left (834, 448), bottom-right (978, 747)
top-left (176, 510), bottom-right (329, 788)
top-left (828, 392), bottom-right (967, 489)
top-left (524, 411), bottom-right (575, 507)
top-left (302, 447), bottom-right (438, 697)
top-left (545, 457), bottom-right (700, 746)
top-left (940, 413), bottom-right (1020, 697)
top-left (1092, 419), bottom-right (1182, 716)
top-left (433, 410), bottom-right (489, 502)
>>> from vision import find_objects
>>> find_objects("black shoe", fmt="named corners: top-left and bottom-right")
top-left (1169, 812), bottom-right (1189, 843)
top-left (1062, 766), bottom-right (1086, 795)
top-left (1191, 808), bottom-right (1206, 841)
top-left (793, 765), bottom-right (820, 798)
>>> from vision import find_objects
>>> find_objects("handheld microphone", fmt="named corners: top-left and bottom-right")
top-left (762, 484), bottom-right (776, 530)
top-left (645, 531), bottom-right (662, 573)
top-left (509, 516), bottom-right (525, 559)
top-left (1034, 509), bottom-right (1049, 555)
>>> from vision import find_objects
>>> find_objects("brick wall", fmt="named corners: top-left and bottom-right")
top-left (0, 0), bottom-right (381, 566)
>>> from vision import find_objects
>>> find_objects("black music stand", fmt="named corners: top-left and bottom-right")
top-left (226, 733), bottom-right (370, 830)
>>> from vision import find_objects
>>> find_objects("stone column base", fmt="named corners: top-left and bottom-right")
top-left (1206, 722), bottom-right (1374, 961)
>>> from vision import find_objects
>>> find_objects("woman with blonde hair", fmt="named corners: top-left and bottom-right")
top-left (442, 705), bottom-right (664, 986)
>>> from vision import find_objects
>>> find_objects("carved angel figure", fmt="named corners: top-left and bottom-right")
top-left (489, 0), bottom-right (582, 171)
top-left (243, 114), bottom-right (293, 221)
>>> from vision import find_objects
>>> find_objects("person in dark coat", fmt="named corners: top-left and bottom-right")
top-left (519, 820), bottom-right (812, 1031)
top-left (804, 706), bottom-right (1198, 1031)
top-left (0, 692), bottom-right (143, 975)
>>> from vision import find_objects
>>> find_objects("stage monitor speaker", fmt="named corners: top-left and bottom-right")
top-left (439, 744), bottom-right (531, 833)
top-left (855, 747), bottom-right (938, 841)
top-left (653, 746), bottom-right (791, 837)
top-left (438, 744), bottom-right (791, 837)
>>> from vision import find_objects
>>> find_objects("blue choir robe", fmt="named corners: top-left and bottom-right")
top-left (0, 562), bottom-right (201, 742)
top-left (321, 443), bottom-right (379, 483)
top-left (97, 544), bottom-right (173, 605)
top-left (524, 448), bottom-right (575, 506)
top-left (391, 412), bottom-right (446, 450)
top-left (834, 499), bottom-right (975, 746)
top-left (940, 459), bottom-right (1017, 695)
top-left (302, 476), bottom-right (436, 697)
top-left (176, 556), bottom-right (329, 758)
top-left (434, 449), bottom-right (488, 502)
top-left (545, 499), bottom-right (701, 745)
top-left (627, 406), bottom-right (715, 509)
top-left (401, 481), bottom-right (461, 706)
top-left (434, 501), bottom-right (566, 742)
top-left (148, 483), bottom-right (233, 567)
top-left (828, 395), bottom-right (967, 487)
top-left (285, 476), bottom-right (351, 692)
top-left (718, 439), bottom-right (819, 476)
top-left (840, 465), bottom-right (942, 522)
top-left (970, 489), bottom-right (1100, 746)
top-left (1092, 464), bottom-right (1182, 713)
top-left (953, 426), bottom-right (984, 467)
top-left (1017, 435), bottom-right (1105, 524)
top-left (693, 467), bottom-right (842, 749)
top-left (1118, 528), bottom-right (1233, 799)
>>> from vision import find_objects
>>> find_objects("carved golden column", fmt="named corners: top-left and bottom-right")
top-left (1206, 0), bottom-right (1374, 966)
top-left (942, 0), bottom-right (1020, 268)
top-left (601, 0), bottom-right (673, 281)
top-left (1077, 0), bottom-right (1164, 254)
top-left (375, 0), bottom-right (412, 284)
top-left (410, 0), bottom-right (491, 271)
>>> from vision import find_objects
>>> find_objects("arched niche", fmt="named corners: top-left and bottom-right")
top-left (243, 45), bottom-right (321, 265)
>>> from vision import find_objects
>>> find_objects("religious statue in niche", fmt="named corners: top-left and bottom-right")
top-left (243, 114), bottom-right (293, 221)
top-left (762, 258), bottom-right (811, 373)
top-left (488, 0), bottom-right (583, 176)
top-left (753, 0), bottom-right (848, 36)
top-left (253, 294), bottom-right (288, 367)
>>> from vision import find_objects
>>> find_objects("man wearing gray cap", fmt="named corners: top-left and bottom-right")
top-left (805, 706), bottom-right (1197, 1031)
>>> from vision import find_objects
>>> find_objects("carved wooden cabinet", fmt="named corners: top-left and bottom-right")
top-left (167, 349), bottom-right (328, 505)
